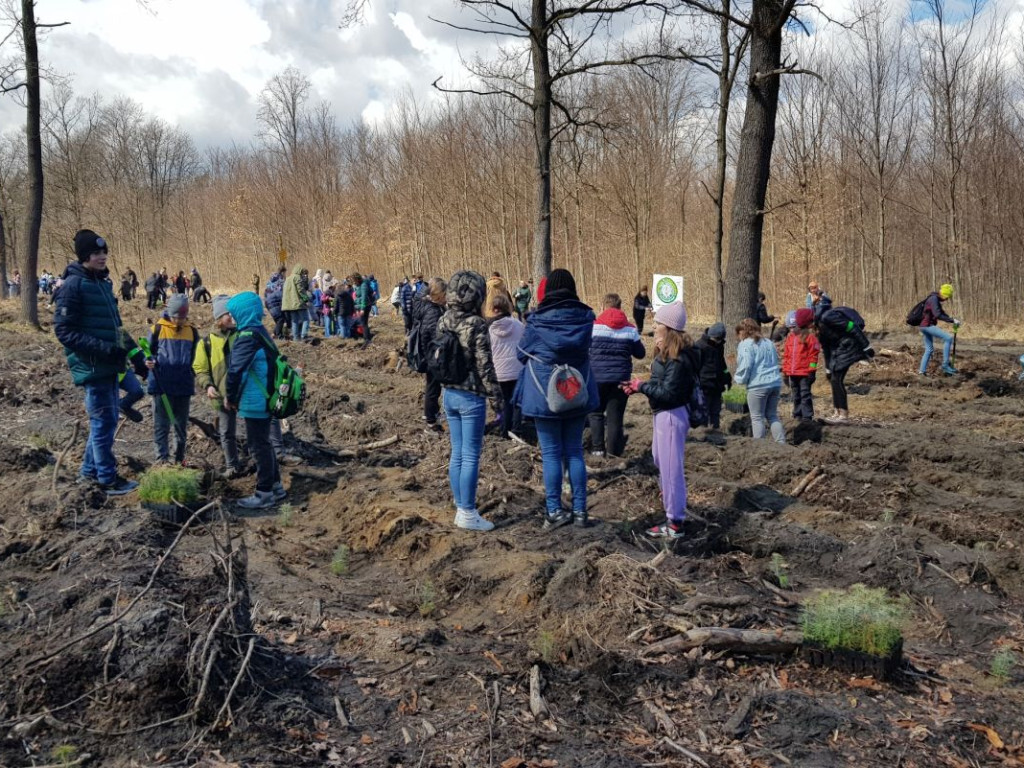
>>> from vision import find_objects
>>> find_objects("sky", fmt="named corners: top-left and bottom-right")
top-left (0, 0), bottom-right (1019, 150)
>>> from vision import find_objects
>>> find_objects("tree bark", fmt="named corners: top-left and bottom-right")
top-left (0, 209), bottom-right (8, 299)
top-left (724, 0), bottom-right (789, 333)
top-left (21, 0), bottom-right (42, 327)
top-left (531, 0), bottom-right (552, 285)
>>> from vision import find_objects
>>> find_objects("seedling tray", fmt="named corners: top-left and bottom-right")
top-left (724, 401), bottom-right (749, 414)
top-left (801, 639), bottom-right (903, 680)
top-left (142, 500), bottom-right (210, 527)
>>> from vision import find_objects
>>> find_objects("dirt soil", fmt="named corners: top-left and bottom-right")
top-left (1, 301), bottom-right (1024, 767)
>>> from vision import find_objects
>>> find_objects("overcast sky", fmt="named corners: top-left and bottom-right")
top-left (0, 0), bottom-right (1017, 150)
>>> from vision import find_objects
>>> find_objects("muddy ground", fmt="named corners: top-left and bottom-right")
top-left (1, 299), bottom-right (1023, 768)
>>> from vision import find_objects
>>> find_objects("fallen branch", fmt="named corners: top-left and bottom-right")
top-left (52, 420), bottom-right (80, 495)
top-left (677, 595), bottom-right (751, 614)
top-left (586, 461), bottom-right (627, 479)
top-left (529, 664), bottom-right (547, 717)
top-left (663, 737), bottom-right (710, 767)
top-left (311, 434), bottom-right (399, 460)
top-left (642, 627), bottom-right (803, 657)
top-left (791, 466), bottom-right (822, 497)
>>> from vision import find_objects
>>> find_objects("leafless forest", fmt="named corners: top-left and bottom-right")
top-left (2, 0), bottom-right (1023, 322)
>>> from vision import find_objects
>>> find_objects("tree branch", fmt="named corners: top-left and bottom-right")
top-left (432, 76), bottom-right (533, 110)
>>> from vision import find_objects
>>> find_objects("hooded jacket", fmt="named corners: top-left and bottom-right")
top-left (225, 292), bottom-right (275, 419)
top-left (53, 262), bottom-right (126, 386)
top-left (818, 307), bottom-right (874, 372)
top-left (434, 271), bottom-right (501, 400)
top-left (921, 292), bottom-right (954, 328)
top-left (734, 337), bottom-right (783, 391)
top-left (590, 308), bottom-right (645, 384)
top-left (515, 295), bottom-right (599, 418)
top-left (693, 332), bottom-right (730, 392)
top-left (489, 315), bottom-right (525, 382)
top-left (782, 330), bottom-right (821, 377)
top-left (282, 263), bottom-right (309, 312)
top-left (147, 317), bottom-right (199, 396)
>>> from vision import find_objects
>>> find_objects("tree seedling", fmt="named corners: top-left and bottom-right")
top-left (802, 584), bottom-right (908, 657)
top-left (277, 503), bottom-right (294, 527)
top-left (51, 744), bottom-right (78, 767)
top-left (330, 545), bottom-right (349, 576)
top-left (417, 580), bottom-right (436, 618)
top-left (990, 648), bottom-right (1017, 683)
top-left (533, 629), bottom-right (557, 664)
top-left (138, 466), bottom-right (201, 505)
top-left (770, 552), bottom-right (790, 588)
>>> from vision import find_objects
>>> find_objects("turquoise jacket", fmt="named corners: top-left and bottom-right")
top-left (225, 292), bottom-right (273, 419)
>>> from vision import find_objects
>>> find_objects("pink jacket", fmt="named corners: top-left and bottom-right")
top-left (489, 316), bottom-right (525, 383)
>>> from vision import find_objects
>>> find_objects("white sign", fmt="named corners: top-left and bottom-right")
top-left (651, 274), bottom-right (684, 310)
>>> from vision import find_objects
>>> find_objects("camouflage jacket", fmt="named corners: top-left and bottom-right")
top-left (435, 308), bottom-right (501, 401)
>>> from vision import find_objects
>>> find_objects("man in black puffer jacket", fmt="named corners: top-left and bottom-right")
top-left (410, 278), bottom-right (447, 427)
top-left (54, 230), bottom-right (138, 496)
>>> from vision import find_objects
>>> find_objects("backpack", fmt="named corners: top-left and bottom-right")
top-left (426, 329), bottom-right (468, 386)
top-left (906, 298), bottom-right (927, 327)
top-left (407, 324), bottom-right (427, 373)
top-left (521, 349), bottom-right (590, 415)
top-left (688, 382), bottom-right (709, 428)
top-left (824, 306), bottom-right (865, 331)
top-left (248, 335), bottom-right (306, 417)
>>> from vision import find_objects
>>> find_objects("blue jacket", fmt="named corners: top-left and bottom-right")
top-left (225, 292), bottom-right (274, 419)
top-left (147, 317), bottom-right (199, 396)
top-left (264, 275), bottom-right (284, 320)
top-left (515, 297), bottom-right (599, 418)
top-left (54, 262), bottom-right (126, 386)
top-left (401, 281), bottom-right (425, 314)
top-left (589, 308), bottom-right (645, 384)
top-left (734, 337), bottom-right (782, 391)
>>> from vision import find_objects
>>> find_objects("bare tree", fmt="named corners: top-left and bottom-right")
top-left (257, 66), bottom-right (311, 167)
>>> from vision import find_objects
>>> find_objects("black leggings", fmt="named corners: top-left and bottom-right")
top-left (831, 367), bottom-right (849, 411)
top-left (499, 380), bottom-right (518, 438)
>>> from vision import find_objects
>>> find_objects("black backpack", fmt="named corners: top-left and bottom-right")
top-left (407, 324), bottom-right (427, 373)
top-left (906, 298), bottom-right (927, 327)
top-left (426, 329), bottom-right (467, 385)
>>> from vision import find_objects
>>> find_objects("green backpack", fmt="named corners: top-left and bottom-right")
top-left (248, 335), bottom-right (306, 418)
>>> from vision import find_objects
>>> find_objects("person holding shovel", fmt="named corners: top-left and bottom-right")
top-left (146, 293), bottom-right (199, 465)
top-left (916, 283), bottom-right (960, 377)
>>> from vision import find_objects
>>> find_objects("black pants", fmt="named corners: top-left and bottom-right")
top-left (273, 314), bottom-right (286, 339)
top-left (633, 311), bottom-right (646, 335)
top-left (589, 382), bottom-right (628, 456)
top-left (244, 417), bottom-right (280, 493)
top-left (790, 375), bottom-right (814, 420)
top-left (147, 290), bottom-right (160, 309)
top-left (830, 368), bottom-right (849, 411)
top-left (424, 372), bottom-right (442, 424)
top-left (360, 309), bottom-right (373, 344)
top-left (403, 311), bottom-right (414, 333)
top-left (704, 386), bottom-right (723, 429)
top-left (499, 379), bottom-right (518, 438)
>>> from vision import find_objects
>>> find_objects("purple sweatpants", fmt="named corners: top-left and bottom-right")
top-left (652, 405), bottom-right (690, 522)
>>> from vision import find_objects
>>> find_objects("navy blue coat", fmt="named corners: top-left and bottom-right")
top-left (264, 277), bottom-right (284, 320)
top-left (589, 308), bottom-right (645, 384)
top-left (514, 297), bottom-right (599, 418)
top-left (54, 262), bottom-right (125, 386)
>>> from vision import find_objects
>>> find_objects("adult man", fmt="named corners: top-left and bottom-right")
top-left (125, 267), bottom-right (139, 299)
top-left (54, 230), bottom-right (138, 495)
top-left (805, 281), bottom-right (832, 321)
top-left (916, 283), bottom-right (960, 376)
top-left (400, 274), bottom-right (426, 332)
top-left (145, 272), bottom-right (160, 309)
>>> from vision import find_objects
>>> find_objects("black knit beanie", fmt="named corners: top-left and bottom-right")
top-left (545, 268), bottom-right (577, 298)
top-left (74, 229), bottom-right (107, 262)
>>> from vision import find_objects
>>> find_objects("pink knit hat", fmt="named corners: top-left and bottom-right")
top-left (654, 301), bottom-right (687, 331)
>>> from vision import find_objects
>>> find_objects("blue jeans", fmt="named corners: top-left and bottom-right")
top-left (535, 415), bottom-right (588, 514)
top-left (444, 388), bottom-right (486, 511)
top-left (747, 386), bottom-right (785, 443)
top-left (81, 377), bottom-right (120, 484)
top-left (920, 326), bottom-right (953, 372)
top-left (324, 314), bottom-right (335, 337)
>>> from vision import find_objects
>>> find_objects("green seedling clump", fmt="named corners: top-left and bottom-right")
top-left (138, 466), bottom-right (201, 505)
top-left (330, 545), bottom-right (349, 576)
top-left (802, 584), bottom-right (908, 657)
top-left (990, 648), bottom-right (1017, 682)
top-left (723, 385), bottom-right (747, 405)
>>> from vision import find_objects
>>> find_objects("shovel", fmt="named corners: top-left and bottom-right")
top-left (951, 321), bottom-right (960, 370)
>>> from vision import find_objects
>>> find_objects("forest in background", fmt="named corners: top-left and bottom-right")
top-left (1, 0), bottom-right (1022, 324)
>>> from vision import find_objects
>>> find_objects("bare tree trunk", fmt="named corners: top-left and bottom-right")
top-left (724, 0), bottom-right (789, 332)
top-left (0, 209), bottom-right (8, 298)
top-left (531, 0), bottom-right (552, 284)
top-left (21, 0), bottom-right (42, 327)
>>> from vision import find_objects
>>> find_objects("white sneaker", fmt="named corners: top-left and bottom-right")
top-left (454, 508), bottom-right (494, 532)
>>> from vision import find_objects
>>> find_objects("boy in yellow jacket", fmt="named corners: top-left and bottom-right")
top-left (193, 295), bottom-right (241, 477)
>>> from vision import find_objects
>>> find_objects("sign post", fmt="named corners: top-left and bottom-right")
top-left (651, 274), bottom-right (684, 311)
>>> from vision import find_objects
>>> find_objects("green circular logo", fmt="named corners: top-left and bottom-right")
top-left (656, 277), bottom-right (678, 303)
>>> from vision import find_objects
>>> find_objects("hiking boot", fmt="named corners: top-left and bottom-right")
top-left (237, 490), bottom-right (276, 510)
top-left (272, 482), bottom-right (287, 501)
top-left (76, 473), bottom-right (98, 486)
top-left (454, 508), bottom-right (494, 531)
top-left (573, 511), bottom-right (589, 528)
top-left (942, 365), bottom-right (958, 376)
top-left (120, 404), bottom-right (144, 423)
top-left (646, 519), bottom-right (684, 539)
top-left (102, 476), bottom-right (139, 496)
top-left (544, 509), bottom-right (573, 530)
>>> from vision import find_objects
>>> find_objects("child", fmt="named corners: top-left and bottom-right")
top-left (589, 292), bottom-right (645, 456)
top-left (622, 301), bottom-right (698, 540)
top-left (225, 291), bottom-right (287, 509)
top-left (322, 286), bottom-right (336, 337)
top-left (193, 295), bottom-right (243, 477)
top-left (782, 308), bottom-right (820, 422)
top-left (118, 329), bottom-right (149, 423)
top-left (146, 293), bottom-right (199, 464)
top-left (310, 279), bottom-right (324, 327)
top-left (693, 322), bottom-right (730, 430)
top-left (734, 317), bottom-right (785, 443)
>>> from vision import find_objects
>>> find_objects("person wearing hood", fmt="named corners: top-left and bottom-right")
top-left (916, 283), bottom-right (959, 376)
top-left (436, 270), bottom-right (503, 531)
top-left (146, 293), bottom-right (199, 464)
top-left (54, 229), bottom-right (138, 495)
top-left (225, 291), bottom-right (287, 509)
top-left (264, 267), bottom-right (287, 339)
top-left (693, 322), bottom-right (731, 430)
top-left (817, 305), bottom-right (874, 424)
top-left (588, 293), bottom-right (645, 456)
top-left (488, 292), bottom-right (525, 438)
top-left (781, 308), bottom-right (821, 422)
top-left (410, 277), bottom-right (448, 428)
top-left (622, 301), bottom-right (698, 539)
top-left (194, 295), bottom-right (243, 477)
top-left (516, 268), bottom-right (599, 529)
top-left (282, 263), bottom-right (310, 341)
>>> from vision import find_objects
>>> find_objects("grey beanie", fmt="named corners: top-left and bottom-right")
top-left (166, 293), bottom-right (189, 319)
top-left (708, 322), bottom-right (726, 340)
top-left (212, 294), bottom-right (231, 320)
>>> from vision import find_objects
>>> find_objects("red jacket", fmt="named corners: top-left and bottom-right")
top-left (782, 331), bottom-right (821, 377)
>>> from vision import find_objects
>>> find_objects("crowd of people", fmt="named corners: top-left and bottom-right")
top-left (48, 226), bottom-right (967, 540)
